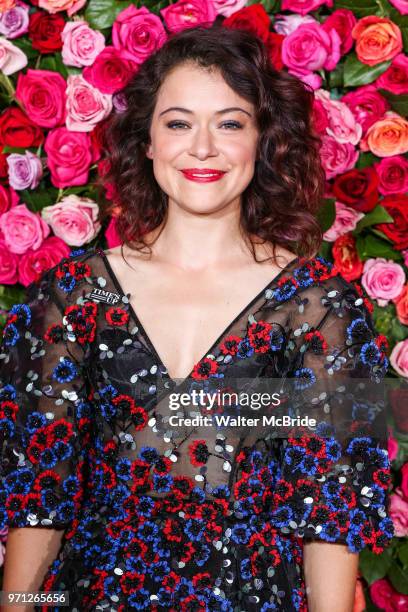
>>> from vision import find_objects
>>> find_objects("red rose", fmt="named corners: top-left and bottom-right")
top-left (265, 32), bottom-right (284, 71)
top-left (332, 167), bottom-right (379, 212)
top-left (376, 194), bottom-right (408, 250)
top-left (222, 5), bottom-right (270, 42)
top-left (332, 233), bottom-right (363, 282)
top-left (0, 107), bottom-right (44, 149)
top-left (0, 152), bottom-right (8, 178)
top-left (28, 11), bottom-right (65, 55)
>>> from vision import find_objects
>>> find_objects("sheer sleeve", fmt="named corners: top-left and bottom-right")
top-left (0, 263), bottom-right (90, 530)
top-left (272, 270), bottom-right (394, 554)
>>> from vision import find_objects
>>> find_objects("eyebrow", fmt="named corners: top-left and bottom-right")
top-left (159, 106), bottom-right (252, 118)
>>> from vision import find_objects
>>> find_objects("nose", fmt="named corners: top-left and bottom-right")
top-left (188, 124), bottom-right (218, 159)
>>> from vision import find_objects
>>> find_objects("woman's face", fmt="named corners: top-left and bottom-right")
top-left (146, 62), bottom-right (260, 215)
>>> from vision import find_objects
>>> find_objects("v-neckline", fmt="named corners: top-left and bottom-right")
top-left (97, 247), bottom-right (300, 388)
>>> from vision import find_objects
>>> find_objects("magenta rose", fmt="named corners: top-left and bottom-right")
top-left (0, 238), bottom-right (19, 284)
top-left (61, 20), bottom-right (105, 68)
top-left (160, 0), bottom-right (216, 33)
top-left (105, 215), bottom-right (121, 249)
top-left (322, 8), bottom-right (357, 55)
top-left (41, 194), bottom-right (101, 246)
top-left (388, 0), bottom-right (408, 14)
top-left (0, 202), bottom-right (50, 255)
top-left (362, 258), bottom-right (406, 306)
top-left (0, 184), bottom-right (18, 215)
top-left (18, 235), bottom-right (71, 286)
top-left (370, 578), bottom-right (408, 612)
top-left (401, 462), bottom-right (408, 499)
top-left (390, 339), bottom-right (408, 378)
top-left (66, 74), bottom-right (113, 132)
top-left (376, 53), bottom-right (408, 95)
top-left (342, 85), bottom-right (390, 134)
top-left (112, 5), bottom-right (167, 64)
top-left (281, 0), bottom-right (332, 15)
top-left (44, 127), bottom-right (94, 188)
top-left (323, 201), bottom-right (364, 242)
top-left (0, 1), bottom-right (30, 39)
top-left (82, 46), bottom-right (137, 95)
top-left (375, 155), bottom-right (408, 195)
top-left (15, 68), bottom-right (66, 128)
top-left (319, 135), bottom-right (359, 180)
top-left (282, 22), bottom-right (341, 87)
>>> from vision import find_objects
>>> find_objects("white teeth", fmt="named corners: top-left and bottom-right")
top-left (190, 173), bottom-right (219, 177)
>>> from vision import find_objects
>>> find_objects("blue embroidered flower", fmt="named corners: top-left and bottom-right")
top-left (3, 323), bottom-right (19, 347)
top-left (236, 337), bottom-right (254, 359)
top-left (319, 521), bottom-right (341, 542)
top-left (57, 273), bottom-right (77, 294)
top-left (360, 341), bottom-right (381, 366)
top-left (270, 327), bottom-right (285, 351)
top-left (52, 357), bottom-right (78, 383)
top-left (294, 367), bottom-right (316, 390)
top-left (271, 505), bottom-right (293, 528)
top-left (231, 523), bottom-right (251, 544)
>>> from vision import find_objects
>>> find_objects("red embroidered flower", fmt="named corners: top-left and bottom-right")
top-left (219, 334), bottom-right (242, 355)
top-left (188, 440), bottom-right (210, 467)
top-left (191, 358), bottom-right (218, 380)
top-left (105, 307), bottom-right (130, 326)
top-left (304, 329), bottom-right (328, 354)
top-left (44, 323), bottom-right (64, 343)
top-left (129, 405), bottom-right (148, 431)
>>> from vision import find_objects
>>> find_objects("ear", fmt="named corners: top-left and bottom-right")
top-left (145, 143), bottom-right (153, 159)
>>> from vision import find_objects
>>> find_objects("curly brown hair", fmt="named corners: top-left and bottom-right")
top-left (98, 20), bottom-right (324, 260)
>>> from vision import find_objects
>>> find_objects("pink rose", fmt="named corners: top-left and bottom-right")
top-left (370, 578), bottom-right (408, 612)
top-left (61, 20), bottom-right (105, 68)
top-left (390, 339), bottom-right (408, 378)
top-left (282, 23), bottom-right (341, 86)
top-left (319, 135), bottom-right (359, 180)
top-left (390, 488), bottom-right (408, 536)
top-left (0, 36), bottom-right (27, 74)
top-left (376, 53), bottom-right (408, 95)
top-left (44, 127), bottom-right (94, 188)
top-left (0, 1), bottom-right (30, 39)
top-left (375, 155), bottom-right (408, 195)
top-left (281, 0), bottom-right (332, 15)
top-left (342, 85), bottom-right (390, 134)
top-left (18, 235), bottom-right (71, 286)
top-left (0, 202), bottom-right (50, 255)
top-left (362, 258), bottom-right (406, 306)
top-left (212, 0), bottom-right (247, 18)
top-left (323, 201), bottom-right (364, 242)
top-left (160, 0), bottom-right (216, 34)
top-left (38, 0), bottom-right (85, 17)
top-left (112, 5), bottom-right (167, 64)
top-left (401, 462), bottom-right (408, 499)
top-left (41, 194), bottom-right (101, 246)
top-left (105, 215), bottom-right (121, 249)
top-left (0, 238), bottom-right (18, 284)
top-left (315, 89), bottom-right (362, 145)
top-left (15, 68), bottom-right (66, 128)
top-left (387, 428), bottom-right (398, 461)
top-left (389, 0), bottom-right (408, 14)
top-left (322, 9), bottom-right (357, 55)
top-left (66, 74), bottom-right (112, 132)
top-left (274, 13), bottom-right (317, 36)
top-left (82, 46), bottom-right (137, 95)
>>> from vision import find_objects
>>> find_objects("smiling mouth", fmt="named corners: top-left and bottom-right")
top-left (180, 170), bottom-right (227, 182)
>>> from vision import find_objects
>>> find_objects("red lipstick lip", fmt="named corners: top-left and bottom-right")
top-left (180, 169), bottom-right (226, 183)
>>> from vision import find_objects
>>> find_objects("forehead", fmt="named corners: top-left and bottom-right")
top-left (154, 62), bottom-right (252, 113)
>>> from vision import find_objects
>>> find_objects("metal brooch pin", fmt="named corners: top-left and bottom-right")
top-left (88, 288), bottom-right (122, 305)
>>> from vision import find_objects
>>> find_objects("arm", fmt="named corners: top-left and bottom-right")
top-left (2, 528), bottom-right (64, 612)
top-left (303, 541), bottom-right (359, 612)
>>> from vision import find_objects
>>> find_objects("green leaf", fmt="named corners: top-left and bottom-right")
top-left (356, 234), bottom-right (403, 261)
top-left (398, 542), bottom-right (408, 568)
top-left (359, 547), bottom-right (393, 585)
top-left (334, 0), bottom-right (381, 18)
top-left (0, 284), bottom-right (25, 311)
top-left (10, 37), bottom-right (38, 60)
top-left (328, 62), bottom-right (344, 89)
top-left (379, 89), bottom-right (408, 117)
top-left (354, 205), bottom-right (394, 234)
top-left (39, 56), bottom-right (58, 72)
top-left (84, 0), bottom-right (133, 30)
top-left (392, 317), bottom-right (408, 342)
top-left (388, 561), bottom-right (408, 595)
top-left (370, 227), bottom-right (394, 243)
top-left (356, 152), bottom-right (380, 169)
top-left (19, 189), bottom-right (57, 213)
top-left (317, 198), bottom-right (336, 233)
top-left (318, 240), bottom-right (334, 262)
top-left (343, 53), bottom-right (392, 87)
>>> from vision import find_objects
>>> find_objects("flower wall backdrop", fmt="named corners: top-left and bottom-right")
top-left (0, 0), bottom-right (407, 608)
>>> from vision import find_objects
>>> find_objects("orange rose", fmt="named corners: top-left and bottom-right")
top-left (394, 284), bottom-right (408, 325)
top-left (360, 112), bottom-right (408, 157)
top-left (0, 0), bottom-right (15, 12)
top-left (352, 16), bottom-right (402, 66)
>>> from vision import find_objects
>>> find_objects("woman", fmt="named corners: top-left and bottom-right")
top-left (0, 23), bottom-right (393, 612)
